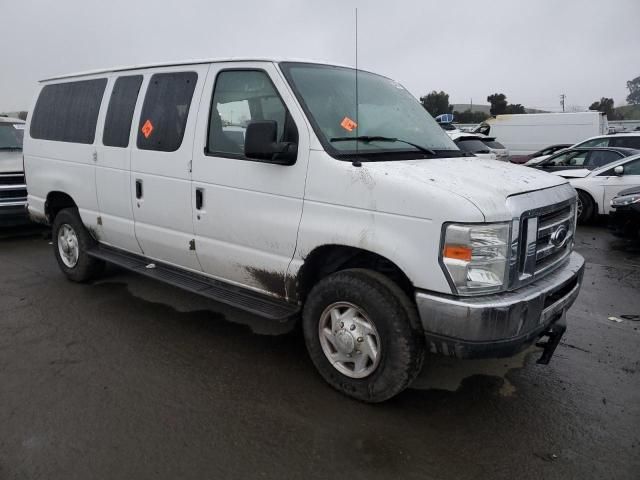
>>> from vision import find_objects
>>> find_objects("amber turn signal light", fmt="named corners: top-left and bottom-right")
top-left (443, 245), bottom-right (472, 262)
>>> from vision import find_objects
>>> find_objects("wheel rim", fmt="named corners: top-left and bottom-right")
top-left (318, 302), bottom-right (381, 379)
top-left (57, 223), bottom-right (79, 268)
top-left (577, 197), bottom-right (583, 219)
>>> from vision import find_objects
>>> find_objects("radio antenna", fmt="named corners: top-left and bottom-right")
top-left (355, 8), bottom-right (359, 157)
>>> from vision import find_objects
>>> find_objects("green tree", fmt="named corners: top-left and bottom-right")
top-left (420, 91), bottom-right (452, 117)
top-left (627, 76), bottom-right (640, 105)
top-left (505, 103), bottom-right (526, 114)
top-left (589, 97), bottom-right (621, 120)
top-left (453, 110), bottom-right (489, 123)
top-left (487, 93), bottom-right (508, 116)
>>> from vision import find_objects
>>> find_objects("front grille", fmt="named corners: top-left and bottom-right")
top-left (0, 173), bottom-right (27, 204)
top-left (518, 200), bottom-right (575, 282)
top-left (0, 173), bottom-right (25, 186)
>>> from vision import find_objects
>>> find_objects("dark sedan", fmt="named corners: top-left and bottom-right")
top-left (609, 186), bottom-right (640, 239)
top-left (510, 143), bottom-right (571, 164)
top-left (532, 147), bottom-right (639, 173)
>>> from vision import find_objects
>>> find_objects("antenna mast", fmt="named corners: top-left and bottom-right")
top-left (355, 8), bottom-right (359, 141)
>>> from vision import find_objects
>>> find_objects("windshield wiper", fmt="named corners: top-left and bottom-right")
top-left (0, 147), bottom-right (22, 151)
top-left (330, 136), bottom-right (436, 155)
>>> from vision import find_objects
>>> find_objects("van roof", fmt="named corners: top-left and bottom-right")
top-left (40, 57), bottom-right (354, 82)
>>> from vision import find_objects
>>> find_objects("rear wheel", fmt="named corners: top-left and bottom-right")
top-left (52, 208), bottom-right (104, 282)
top-left (577, 190), bottom-right (595, 224)
top-left (302, 269), bottom-right (425, 402)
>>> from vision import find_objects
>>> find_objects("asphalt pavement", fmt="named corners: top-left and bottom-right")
top-left (1, 224), bottom-right (639, 479)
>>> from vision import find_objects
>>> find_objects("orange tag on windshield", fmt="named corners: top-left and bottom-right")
top-left (340, 116), bottom-right (358, 132)
top-left (141, 120), bottom-right (154, 138)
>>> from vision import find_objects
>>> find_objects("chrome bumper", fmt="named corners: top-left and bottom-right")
top-left (415, 252), bottom-right (585, 359)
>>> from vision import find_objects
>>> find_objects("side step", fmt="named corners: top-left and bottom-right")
top-left (88, 245), bottom-right (299, 321)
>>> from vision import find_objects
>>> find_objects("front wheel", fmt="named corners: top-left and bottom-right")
top-left (577, 190), bottom-right (595, 224)
top-left (302, 269), bottom-right (425, 402)
top-left (52, 208), bottom-right (104, 282)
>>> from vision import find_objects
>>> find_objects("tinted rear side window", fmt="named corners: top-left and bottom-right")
top-left (103, 75), bottom-right (143, 147)
top-left (483, 140), bottom-right (505, 149)
top-left (137, 72), bottom-right (197, 152)
top-left (30, 79), bottom-right (107, 144)
top-left (457, 139), bottom-right (490, 153)
top-left (609, 137), bottom-right (640, 149)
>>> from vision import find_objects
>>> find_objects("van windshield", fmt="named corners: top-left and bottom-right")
top-left (279, 62), bottom-right (459, 159)
top-left (0, 123), bottom-right (24, 150)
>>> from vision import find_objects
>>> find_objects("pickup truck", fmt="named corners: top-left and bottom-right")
top-left (0, 117), bottom-right (28, 226)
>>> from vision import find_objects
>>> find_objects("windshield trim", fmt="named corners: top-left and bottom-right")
top-left (278, 61), bottom-right (459, 161)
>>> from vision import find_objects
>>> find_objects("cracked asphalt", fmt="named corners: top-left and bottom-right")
top-left (1, 224), bottom-right (639, 479)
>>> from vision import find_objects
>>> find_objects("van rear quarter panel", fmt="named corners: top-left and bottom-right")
top-left (24, 80), bottom-right (107, 230)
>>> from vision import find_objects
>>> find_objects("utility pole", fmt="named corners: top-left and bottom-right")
top-left (470, 97), bottom-right (473, 111)
top-left (560, 94), bottom-right (566, 113)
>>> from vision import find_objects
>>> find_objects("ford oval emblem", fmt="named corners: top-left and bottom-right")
top-left (550, 225), bottom-right (569, 247)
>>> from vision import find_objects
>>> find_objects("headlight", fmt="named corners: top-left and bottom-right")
top-left (441, 222), bottom-right (511, 295)
top-left (611, 193), bottom-right (640, 207)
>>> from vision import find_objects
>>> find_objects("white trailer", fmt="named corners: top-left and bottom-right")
top-left (478, 112), bottom-right (609, 160)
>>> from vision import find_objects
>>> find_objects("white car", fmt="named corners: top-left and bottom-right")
top-left (24, 58), bottom-right (585, 402)
top-left (552, 153), bottom-right (640, 223)
top-left (480, 136), bottom-right (509, 162)
top-left (573, 132), bottom-right (640, 150)
top-left (447, 132), bottom-right (497, 160)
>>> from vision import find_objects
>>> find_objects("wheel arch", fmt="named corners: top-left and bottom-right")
top-left (294, 244), bottom-right (415, 304)
top-left (575, 187), bottom-right (599, 215)
top-left (45, 191), bottom-right (77, 223)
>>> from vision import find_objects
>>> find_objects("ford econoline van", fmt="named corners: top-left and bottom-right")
top-left (24, 59), bottom-right (585, 402)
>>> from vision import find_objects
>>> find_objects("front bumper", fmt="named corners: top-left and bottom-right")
top-left (415, 252), bottom-right (585, 360)
top-left (0, 201), bottom-right (30, 226)
top-left (608, 205), bottom-right (640, 238)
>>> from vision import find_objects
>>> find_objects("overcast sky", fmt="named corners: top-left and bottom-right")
top-left (2, 0), bottom-right (639, 112)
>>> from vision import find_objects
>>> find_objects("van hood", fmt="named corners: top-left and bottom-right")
top-left (0, 150), bottom-right (23, 173)
top-left (551, 168), bottom-right (591, 179)
top-left (365, 157), bottom-right (567, 221)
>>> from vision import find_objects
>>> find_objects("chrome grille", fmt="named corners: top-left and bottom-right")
top-left (0, 173), bottom-right (27, 204)
top-left (518, 200), bottom-right (575, 281)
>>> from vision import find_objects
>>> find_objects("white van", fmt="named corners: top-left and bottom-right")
top-left (24, 59), bottom-right (585, 402)
top-left (478, 112), bottom-right (609, 161)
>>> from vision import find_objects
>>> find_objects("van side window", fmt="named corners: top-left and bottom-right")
top-left (30, 79), bottom-right (107, 144)
top-left (136, 72), bottom-right (197, 152)
top-left (103, 75), bottom-right (143, 148)
top-left (207, 70), bottom-right (298, 157)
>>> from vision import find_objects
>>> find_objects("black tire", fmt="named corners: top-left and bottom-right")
top-left (52, 208), bottom-right (105, 282)
top-left (302, 268), bottom-right (425, 402)
top-left (577, 190), bottom-right (595, 224)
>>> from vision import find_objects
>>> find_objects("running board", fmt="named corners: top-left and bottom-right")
top-left (87, 245), bottom-right (299, 321)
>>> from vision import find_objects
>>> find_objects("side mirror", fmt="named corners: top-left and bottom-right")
top-left (614, 165), bottom-right (624, 176)
top-left (244, 120), bottom-right (297, 165)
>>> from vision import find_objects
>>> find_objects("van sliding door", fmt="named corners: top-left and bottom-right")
top-left (129, 66), bottom-right (208, 271)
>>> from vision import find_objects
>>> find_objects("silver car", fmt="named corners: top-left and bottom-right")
top-left (0, 116), bottom-right (28, 226)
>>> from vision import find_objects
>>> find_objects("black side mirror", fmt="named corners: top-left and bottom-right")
top-left (244, 120), bottom-right (297, 165)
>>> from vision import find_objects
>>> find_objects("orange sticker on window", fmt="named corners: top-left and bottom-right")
top-left (340, 116), bottom-right (358, 132)
top-left (141, 119), bottom-right (154, 139)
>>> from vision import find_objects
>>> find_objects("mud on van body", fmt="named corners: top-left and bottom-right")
top-left (24, 59), bottom-right (584, 402)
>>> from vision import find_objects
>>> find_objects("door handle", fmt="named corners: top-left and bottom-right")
top-left (195, 188), bottom-right (204, 210)
top-left (135, 179), bottom-right (143, 199)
